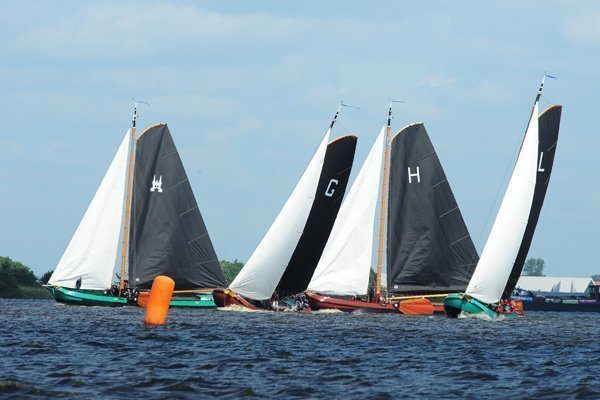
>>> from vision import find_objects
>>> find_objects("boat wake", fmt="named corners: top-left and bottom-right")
top-left (458, 313), bottom-right (494, 321)
top-left (217, 305), bottom-right (266, 313)
top-left (312, 308), bottom-right (343, 314)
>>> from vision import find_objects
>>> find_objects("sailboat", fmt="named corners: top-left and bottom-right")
top-left (213, 107), bottom-right (357, 309)
top-left (306, 103), bottom-right (478, 314)
top-left (444, 75), bottom-right (562, 318)
top-left (47, 104), bottom-right (227, 307)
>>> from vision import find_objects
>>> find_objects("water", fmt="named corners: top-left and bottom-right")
top-left (1, 299), bottom-right (599, 399)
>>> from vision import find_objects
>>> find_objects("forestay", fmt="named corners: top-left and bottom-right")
top-left (466, 102), bottom-right (540, 304)
top-left (308, 128), bottom-right (385, 296)
top-left (229, 129), bottom-right (332, 300)
top-left (49, 130), bottom-right (131, 290)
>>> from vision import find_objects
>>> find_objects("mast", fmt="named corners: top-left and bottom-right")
top-left (118, 101), bottom-right (138, 292)
top-left (375, 102), bottom-right (394, 296)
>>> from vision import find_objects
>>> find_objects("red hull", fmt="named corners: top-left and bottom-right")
top-left (306, 291), bottom-right (399, 313)
top-left (212, 289), bottom-right (258, 310)
top-left (306, 291), bottom-right (437, 315)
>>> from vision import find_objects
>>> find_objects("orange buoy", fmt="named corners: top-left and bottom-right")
top-left (143, 275), bottom-right (175, 325)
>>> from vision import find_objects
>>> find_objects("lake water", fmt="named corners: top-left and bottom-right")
top-left (1, 299), bottom-right (599, 399)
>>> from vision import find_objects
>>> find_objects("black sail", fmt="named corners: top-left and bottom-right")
top-left (503, 105), bottom-right (562, 297)
top-left (128, 124), bottom-right (226, 289)
top-left (386, 123), bottom-right (478, 293)
top-left (277, 135), bottom-right (357, 297)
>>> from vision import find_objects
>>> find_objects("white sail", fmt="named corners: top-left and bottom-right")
top-left (49, 130), bottom-right (131, 290)
top-left (466, 103), bottom-right (540, 304)
top-left (308, 127), bottom-right (385, 296)
top-left (229, 129), bottom-right (332, 300)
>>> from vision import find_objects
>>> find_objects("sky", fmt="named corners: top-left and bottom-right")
top-left (0, 1), bottom-right (598, 278)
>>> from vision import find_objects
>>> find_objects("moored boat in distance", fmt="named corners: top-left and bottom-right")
top-left (444, 74), bottom-right (562, 318)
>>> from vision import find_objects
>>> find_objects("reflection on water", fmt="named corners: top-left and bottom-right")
top-left (1, 299), bottom-right (599, 399)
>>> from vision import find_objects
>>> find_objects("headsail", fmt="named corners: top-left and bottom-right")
top-left (502, 105), bottom-right (562, 297)
top-left (277, 135), bottom-right (357, 297)
top-left (128, 124), bottom-right (226, 290)
top-left (386, 123), bottom-right (478, 293)
top-left (49, 130), bottom-right (131, 290)
top-left (466, 102), bottom-right (540, 305)
top-left (229, 128), bottom-right (332, 300)
top-left (308, 128), bottom-right (385, 296)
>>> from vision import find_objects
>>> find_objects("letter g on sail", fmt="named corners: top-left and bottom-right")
top-left (325, 179), bottom-right (339, 197)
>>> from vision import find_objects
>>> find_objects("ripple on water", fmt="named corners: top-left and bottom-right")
top-left (1, 300), bottom-right (599, 399)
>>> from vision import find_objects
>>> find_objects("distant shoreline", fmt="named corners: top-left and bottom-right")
top-left (1, 285), bottom-right (52, 299)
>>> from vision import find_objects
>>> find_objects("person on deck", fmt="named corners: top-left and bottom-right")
top-left (75, 277), bottom-right (82, 290)
top-left (271, 291), bottom-right (279, 311)
top-left (368, 284), bottom-right (375, 303)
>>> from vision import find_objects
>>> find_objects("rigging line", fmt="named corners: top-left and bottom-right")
top-left (472, 73), bottom-right (551, 261)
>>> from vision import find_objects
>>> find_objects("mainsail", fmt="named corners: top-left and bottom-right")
top-left (49, 130), bottom-right (131, 290)
top-left (308, 128), bottom-right (385, 296)
top-left (229, 128), bottom-right (332, 300)
top-left (502, 105), bottom-right (562, 298)
top-left (128, 124), bottom-right (226, 290)
top-left (277, 135), bottom-right (357, 297)
top-left (386, 123), bottom-right (478, 293)
top-left (466, 102), bottom-right (540, 305)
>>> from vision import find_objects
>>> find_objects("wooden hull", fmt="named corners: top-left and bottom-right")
top-left (49, 287), bottom-right (127, 307)
top-left (306, 292), bottom-right (399, 313)
top-left (212, 289), bottom-right (258, 310)
top-left (444, 294), bottom-right (519, 318)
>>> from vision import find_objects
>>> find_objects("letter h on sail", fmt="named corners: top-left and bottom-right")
top-left (408, 166), bottom-right (421, 183)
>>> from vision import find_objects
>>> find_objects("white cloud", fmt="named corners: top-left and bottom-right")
top-left (11, 3), bottom-right (381, 60)
top-left (563, 12), bottom-right (600, 46)
top-left (418, 74), bottom-right (458, 88)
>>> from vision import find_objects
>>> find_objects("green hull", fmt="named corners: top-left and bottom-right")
top-left (49, 286), bottom-right (216, 308)
top-left (49, 287), bottom-right (127, 307)
top-left (444, 293), bottom-right (518, 318)
top-left (169, 293), bottom-right (216, 308)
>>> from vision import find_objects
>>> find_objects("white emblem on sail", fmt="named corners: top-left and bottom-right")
top-left (150, 175), bottom-right (163, 193)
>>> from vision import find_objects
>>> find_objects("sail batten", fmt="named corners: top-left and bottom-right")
top-left (128, 124), bottom-right (226, 290)
top-left (49, 130), bottom-right (131, 290)
top-left (386, 123), bottom-right (478, 293)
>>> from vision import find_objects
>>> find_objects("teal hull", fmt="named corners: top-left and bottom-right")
top-left (169, 293), bottom-right (216, 308)
top-left (444, 294), bottom-right (518, 318)
top-left (49, 287), bottom-right (127, 307)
